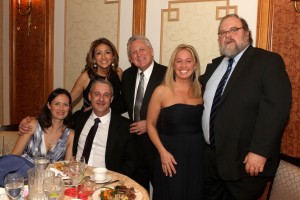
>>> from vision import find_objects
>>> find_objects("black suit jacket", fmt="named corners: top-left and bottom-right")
top-left (72, 110), bottom-right (137, 178)
top-left (118, 61), bottom-right (167, 171)
top-left (200, 46), bottom-right (292, 180)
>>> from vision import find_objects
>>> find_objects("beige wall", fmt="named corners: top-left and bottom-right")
top-left (64, 0), bottom-right (119, 110)
top-left (147, 0), bottom-right (258, 72)
top-left (1, 0), bottom-right (259, 123)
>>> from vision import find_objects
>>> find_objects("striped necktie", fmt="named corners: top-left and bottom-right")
top-left (134, 72), bottom-right (145, 122)
top-left (209, 58), bottom-right (234, 148)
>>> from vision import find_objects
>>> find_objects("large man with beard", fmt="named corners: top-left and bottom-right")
top-left (200, 14), bottom-right (292, 200)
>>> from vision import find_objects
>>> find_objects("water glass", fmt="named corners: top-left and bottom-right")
top-left (4, 173), bottom-right (24, 200)
top-left (43, 177), bottom-right (64, 200)
top-left (27, 168), bottom-right (54, 200)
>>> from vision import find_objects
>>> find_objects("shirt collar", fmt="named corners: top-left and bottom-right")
top-left (91, 109), bottom-right (111, 124)
top-left (137, 61), bottom-right (154, 79)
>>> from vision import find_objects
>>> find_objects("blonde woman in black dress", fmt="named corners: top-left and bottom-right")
top-left (147, 44), bottom-right (204, 199)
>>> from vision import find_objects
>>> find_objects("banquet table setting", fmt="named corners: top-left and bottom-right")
top-left (63, 166), bottom-right (150, 200)
top-left (0, 157), bottom-right (150, 200)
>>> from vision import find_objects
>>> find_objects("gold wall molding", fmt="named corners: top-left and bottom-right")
top-left (160, 0), bottom-right (237, 73)
top-left (164, 0), bottom-right (237, 22)
top-left (105, 0), bottom-right (119, 3)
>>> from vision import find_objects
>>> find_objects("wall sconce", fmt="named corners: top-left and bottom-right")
top-left (291, 0), bottom-right (300, 13)
top-left (17, 0), bottom-right (32, 36)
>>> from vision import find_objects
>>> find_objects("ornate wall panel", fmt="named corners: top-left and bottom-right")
top-left (10, 0), bottom-right (54, 124)
top-left (160, 0), bottom-right (237, 73)
top-left (65, 0), bottom-right (119, 110)
top-left (271, 1), bottom-right (300, 157)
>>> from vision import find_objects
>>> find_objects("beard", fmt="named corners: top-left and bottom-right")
top-left (219, 36), bottom-right (249, 58)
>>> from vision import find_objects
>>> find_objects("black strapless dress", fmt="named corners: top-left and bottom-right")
top-left (153, 104), bottom-right (204, 200)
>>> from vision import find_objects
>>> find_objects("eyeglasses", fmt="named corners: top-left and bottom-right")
top-left (218, 27), bottom-right (244, 38)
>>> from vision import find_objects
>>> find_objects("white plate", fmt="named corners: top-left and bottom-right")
top-left (92, 187), bottom-right (142, 200)
top-left (91, 175), bottom-right (112, 184)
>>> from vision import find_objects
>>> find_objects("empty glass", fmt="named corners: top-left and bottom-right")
top-left (43, 177), bottom-right (64, 200)
top-left (65, 156), bottom-right (85, 198)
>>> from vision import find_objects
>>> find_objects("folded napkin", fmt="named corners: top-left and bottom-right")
top-left (0, 155), bottom-right (34, 187)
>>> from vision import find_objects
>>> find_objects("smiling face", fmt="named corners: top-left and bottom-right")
top-left (93, 43), bottom-right (114, 70)
top-left (47, 94), bottom-right (71, 120)
top-left (174, 49), bottom-right (196, 80)
top-left (128, 39), bottom-right (154, 71)
top-left (218, 16), bottom-right (250, 58)
top-left (89, 82), bottom-right (113, 117)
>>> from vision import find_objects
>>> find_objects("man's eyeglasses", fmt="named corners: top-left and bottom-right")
top-left (218, 27), bottom-right (244, 38)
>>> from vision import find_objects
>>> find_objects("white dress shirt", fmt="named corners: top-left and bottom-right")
top-left (76, 109), bottom-right (111, 167)
top-left (133, 61), bottom-right (154, 119)
top-left (202, 46), bottom-right (249, 144)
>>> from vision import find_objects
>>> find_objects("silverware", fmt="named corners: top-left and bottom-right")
top-left (95, 179), bottom-right (120, 189)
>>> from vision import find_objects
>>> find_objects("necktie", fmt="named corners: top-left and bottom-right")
top-left (209, 58), bottom-right (234, 148)
top-left (82, 118), bottom-right (101, 163)
top-left (134, 72), bottom-right (145, 122)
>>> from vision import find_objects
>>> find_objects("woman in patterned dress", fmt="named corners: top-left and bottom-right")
top-left (11, 88), bottom-right (74, 163)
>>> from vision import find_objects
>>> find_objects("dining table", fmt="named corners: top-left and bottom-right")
top-left (63, 166), bottom-right (150, 200)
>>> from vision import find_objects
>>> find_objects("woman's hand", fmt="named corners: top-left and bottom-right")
top-left (160, 150), bottom-right (177, 177)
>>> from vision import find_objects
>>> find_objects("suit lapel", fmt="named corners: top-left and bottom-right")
top-left (143, 62), bottom-right (161, 107)
top-left (128, 68), bottom-right (138, 117)
top-left (105, 113), bottom-right (118, 160)
top-left (221, 46), bottom-right (255, 101)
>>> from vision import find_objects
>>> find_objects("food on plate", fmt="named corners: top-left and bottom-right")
top-left (53, 161), bottom-right (69, 171)
top-left (99, 185), bottom-right (136, 200)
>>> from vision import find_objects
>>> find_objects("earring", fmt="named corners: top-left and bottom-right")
top-left (111, 63), bottom-right (115, 67)
top-left (94, 63), bottom-right (97, 68)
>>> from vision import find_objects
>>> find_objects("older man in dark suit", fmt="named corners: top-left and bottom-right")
top-left (200, 14), bottom-right (292, 200)
top-left (115, 35), bottom-right (167, 191)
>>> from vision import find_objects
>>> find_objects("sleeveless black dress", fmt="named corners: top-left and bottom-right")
top-left (153, 104), bottom-right (204, 200)
top-left (81, 70), bottom-right (121, 111)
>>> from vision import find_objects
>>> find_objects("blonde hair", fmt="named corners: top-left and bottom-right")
top-left (164, 44), bottom-right (201, 97)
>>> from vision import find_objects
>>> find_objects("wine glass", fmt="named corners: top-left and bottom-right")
top-left (43, 177), bottom-right (65, 200)
top-left (67, 156), bottom-right (86, 198)
top-left (4, 173), bottom-right (24, 200)
top-left (71, 156), bottom-right (85, 163)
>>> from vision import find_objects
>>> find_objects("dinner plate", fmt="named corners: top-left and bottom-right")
top-left (91, 175), bottom-right (112, 184)
top-left (92, 187), bottom-right (142, 200)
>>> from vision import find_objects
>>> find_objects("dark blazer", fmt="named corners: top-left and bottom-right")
top-left (72, 110), bottom-right (137, 178)
top-left (200, 45), bottom-right (292, 181)
top-left (119, 61), bottom-right (167, 172)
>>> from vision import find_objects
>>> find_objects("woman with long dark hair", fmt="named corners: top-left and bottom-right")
top-left (11, 88), bottom-right (74, 162)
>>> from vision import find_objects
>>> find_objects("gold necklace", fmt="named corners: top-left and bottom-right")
top-left (50, 135), bottom-right (55, 150)
top-left (48, 126), bottom-right (63, 150)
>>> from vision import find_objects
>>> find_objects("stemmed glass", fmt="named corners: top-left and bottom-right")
top-left (43, 177), bottom-right (65, 200)
top-left (66, 156), bottom-right (85, 198)
top-left (4, 173), bottom-right (24, 200)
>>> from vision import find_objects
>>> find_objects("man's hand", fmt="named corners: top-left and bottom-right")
top-left (129, 120), bottom-right (147, 135)
top-left (244, 152), bottom-right (267, 176)
top-left (18, 116), bottom-right (33, 135)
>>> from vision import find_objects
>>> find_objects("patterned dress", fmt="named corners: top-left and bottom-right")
top-left (22, 123), bottom-right (71, 163)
